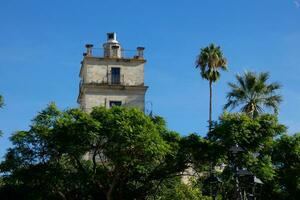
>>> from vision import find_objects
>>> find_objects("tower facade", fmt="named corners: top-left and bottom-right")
top-left (77, 33), bottom-right (148, 112)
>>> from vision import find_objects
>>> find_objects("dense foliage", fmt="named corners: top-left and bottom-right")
top-left (153, 177), bottom-right (210, 200)
top-left (1, 104), bottom-right (298, 199)
top-left (272, 133), bottom-right (300, 199)
top-left (207, 113), bottom-right (286, 199)
top-left (0, 105), bottom-right (189, 200)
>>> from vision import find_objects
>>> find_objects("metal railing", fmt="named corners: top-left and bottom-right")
top-left (83, 46), bottom-right (145, 59)
top-left (107, 73), bottom-right (124, 85)
top-left (79, 74), bottom-right (125, 87)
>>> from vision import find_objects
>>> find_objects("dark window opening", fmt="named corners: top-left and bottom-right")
top-left (108, 33), bottom-right (114, 40)
top-left (109, 101), bottom-right (122, 107)
top-left (111, 67), bottom-right (120, 84)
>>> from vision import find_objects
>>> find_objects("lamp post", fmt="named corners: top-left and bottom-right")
top-left (239, 174), bottom-right (263, 200)
top-left (229, 144), bottom-right (263, 200)
top-left (204, 173), bottom-right (222, 200)
top-left (229, 144), bottom-right (244, 200)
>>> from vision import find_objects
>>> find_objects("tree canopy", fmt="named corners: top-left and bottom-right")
top-left (0, 104), bottom-right (189, 200)
top-left (272, 133), bottom-right (300, 199)
top-left (0, 104), bottom-right (299, 199)
top-left (191, 112), bottom-right (298, 200)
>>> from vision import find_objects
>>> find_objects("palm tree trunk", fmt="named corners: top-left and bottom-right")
top-left (209, 80), bottom-right (212, 132)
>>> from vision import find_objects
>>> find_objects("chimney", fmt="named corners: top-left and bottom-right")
top-left (136, 47), bottom-right (145, 59)
top-left (85, 44), bottom-right (93, 56)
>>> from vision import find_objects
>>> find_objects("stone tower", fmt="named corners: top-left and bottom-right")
top-left (77, 33), bottom-right (148, 112)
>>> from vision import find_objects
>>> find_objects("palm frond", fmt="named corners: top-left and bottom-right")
top-left (263, 95), bottom-right (283, 114)
top-left (235, 73), bottom-right (246, 91)
top-left (224, 71), bottom-right (282, 118)
top-left (223, 99), bottom-right (240, 111)
top-left (195, 43), bottom-right (228, 82)
top-left (258, 72), bottom-right (270, 83)
top-left (265, 82), bottom-right (281, 94)
top-left (228, 82), bottom-right (239, 90)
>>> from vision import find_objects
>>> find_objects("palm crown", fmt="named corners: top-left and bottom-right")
top-left (224, 71), bottom-right (282, 118)
top-left (196, 44), bottom-right (227, 82)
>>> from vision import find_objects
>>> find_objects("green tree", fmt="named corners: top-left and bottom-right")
top-left (224, 71), bottom-right (282, 118)
top-left (272, 133), bottom-right (300, 200)
top-left (0, 104), bottom-right (187, 200)
top-left (153, 177), bottom-right (211, 200)
top-left (196, 44), bottom-right (228, 131)
top-left (206, 113), bottom-right (287, 199)
top-left (182, 133), bottom-right (221, 172)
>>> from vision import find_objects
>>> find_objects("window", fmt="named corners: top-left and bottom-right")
top-left (111, 67), bottom-right (120, 84)
top-left (109, 101), bottom-right (122, 107)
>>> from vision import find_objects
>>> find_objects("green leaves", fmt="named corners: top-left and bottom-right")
top-left (205, 112), bottom-right (300, 199)
top-left (272, 133), bottom-right (300, 199)
top-left (209, 113), bottom-right (286, 153)
top-left (196, 43), bottom-right (228, 82)
top-left (0, 105), bottom-right (186, 199)
top-left (224, 71), bottom-right (282, 118)
top-left (1, 102), bottom-right (298, 199)
top-left (153, 177), bottom-right (209, 200)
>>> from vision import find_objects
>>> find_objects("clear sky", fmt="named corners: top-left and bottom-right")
top-left (0, 0), bottom-right (300, 158)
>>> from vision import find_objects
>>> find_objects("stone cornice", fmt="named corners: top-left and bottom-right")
top-left (82, 83), bottom-right (148, 91)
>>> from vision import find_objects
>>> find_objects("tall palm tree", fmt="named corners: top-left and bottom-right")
top-left (224, 71), bottom-right (282, 118)
top-left (196, 44), bottom-right (228, 131)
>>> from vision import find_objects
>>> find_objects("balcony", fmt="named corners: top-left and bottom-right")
top-left (79, 74), bottom-right (125, 88)
top-left (107, 73), bottom-right (124, 85)
top-left (83, 45), bottom-right (145, 60)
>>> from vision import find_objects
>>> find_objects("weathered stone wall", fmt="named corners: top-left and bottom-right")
top-left (81, 58), bottom-right (145, 86)
top-left (78, 55), bottom-right (147, 113)
top-left (81, 86), bottom-right (146, 112)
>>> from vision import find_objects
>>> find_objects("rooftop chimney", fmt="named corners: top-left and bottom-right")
top-left (104, 32), bottom-right (121, 58)
top-left (107, 32), bottom-right (118, 43)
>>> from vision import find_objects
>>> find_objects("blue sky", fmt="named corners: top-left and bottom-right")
top-left (0, 0), bottom-right (300, 158)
